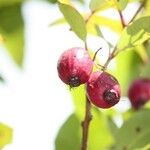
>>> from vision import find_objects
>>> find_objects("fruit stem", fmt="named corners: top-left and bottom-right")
top-left (92, 47), bottom-right (102, 61)
top-left (81, 97), bottom-right (92, 150)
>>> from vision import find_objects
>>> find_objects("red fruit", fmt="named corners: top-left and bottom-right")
top-left (128, 78), bottom-right (150, 109)
top-left (86, 71), bottom-right (120, 109)
top-left (57, 47), bottom-right (93, 87)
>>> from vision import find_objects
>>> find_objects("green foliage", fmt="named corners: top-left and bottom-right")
top-left (55, 113), bottom-right (81, 150)
top-left (0, 3), bottom-right (24, 66)
top-left (58, 2), bottom-right (87, 41)
top-left (117, 16), bottom-right (150, 50)
top-left (48, 0), bottom-right (57, 3)
top-left (114, 109), bottom-right (150, 150)
top-left (112, 49), bottom-right (143, 95)
top-left (117, 0), bottom-right (128, 10)
top-left (0, 123), bottom-right (13, 149)
top-left (89, 0), bottom-right (107, 11)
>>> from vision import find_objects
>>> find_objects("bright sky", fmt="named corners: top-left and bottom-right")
top-left (0, 1), bottom-right (137, 150)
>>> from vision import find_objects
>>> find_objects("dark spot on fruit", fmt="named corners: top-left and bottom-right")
top-left (135, 126), bottom-right (141, 133)
top-left (103, 89), bottom-right (119, 104)
top-left (69, 76), bottom-right (80, 87)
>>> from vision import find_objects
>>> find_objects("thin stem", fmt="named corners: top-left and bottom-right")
top-left (118, 10), bottom-right (126, 28)
top-left (92, 47), bottom-right (102, 61)
top-left (102, 46), bottom-right (117, 71)
top-left (81, 97), bottom-right (92, 150)
top-left (129, 1), bottom-right (145, 24)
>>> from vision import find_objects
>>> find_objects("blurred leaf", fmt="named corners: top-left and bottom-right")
top-left (88, 108), bottom-right (114, 150)
top-left (135, 144), bottom-right (150, 150)
top-left (0, 0), bottom-right (22, 7)
top-left (70, 85), bottom-right (86, 120)
top-left (0, 123), bottom-right (13, 149)
top-left (117, 16), bottom-right (150, 50)
top-left (71, 86), bottom-right (114, 150)
top-left (58, 2), bottom-right (87, 41)
top-left (117, 0), bottom-right (128, 10)
top-left (107, 117), bottom-right (118, 140)
top-left (145, 0), bottom-right (150, 15)
top-left (0, 4), bottom-right (24, 66)
top-left (114, 109), bottom-right (150, 150)
top-left (135, 44), bottom-right (148, 63)
top-left (49, 17), bottom-right (66, 26)
top-left (48, 0), bottom-right (57, 3)
top-left (0, 75), bottom-right (5, 83)
top-left (112, 49), bottom-right (143, 96)
top-left (89, 0), bottom-right (107, 11)
top-left (55, 113), bottom-right (81, 150)
top-left (91, 15), bottom-right (122, 33)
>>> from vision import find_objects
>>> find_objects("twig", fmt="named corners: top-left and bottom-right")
top-left (118, 10), bottom-right (126, 28)
top-left (81, 97), bottom-right (92, 150)
top-left (129, 1), bottom-right (145, 24)
top-left (92, 47), bottom-right (102, 61)
top-left (102, 46), bottom-right (117, 71)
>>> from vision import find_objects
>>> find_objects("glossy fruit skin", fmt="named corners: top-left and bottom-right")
top-left (86, 71), bottom-right (120, 108)
top-left (57, 47), bottom-right (93, 87)
top-left (128, 78), bottom-right (150, 109)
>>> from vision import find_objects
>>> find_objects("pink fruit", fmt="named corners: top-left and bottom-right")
top-left (57, 47), bottom-right (93, 87)
top-left (86, 71), bottom-right (121, 108)
top-left (128, 78), bottom-right (150, 109)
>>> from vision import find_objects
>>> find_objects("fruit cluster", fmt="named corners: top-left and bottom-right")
top-left (57, 47), bottom-right (121, 109)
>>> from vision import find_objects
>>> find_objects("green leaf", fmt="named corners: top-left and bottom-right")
top-left (0, 0), bottom-right (22, 7)
top-left (114, 109), bottom-right (150, 150)
top-left (135, 144), bottom-right (150, 150)
top-left (0, 4), bottom-right (24, 66)
top-left (58, 2), bottom-right (87, 41)
top-left (55, 113), bottom-right (81, 150)
top-left (117, 0), bottom-right (128, 10)
top-left (91, 15), bottom-right (122, 33)
top-left (89, 0), bottom-right (107, 11)
top-left (0, 123), bottom-right (13, 149)
top-left (107, 117), bottom-right (118, 140)
top-left (88, 108), bottom-right (114, 150)
top-left (117, 16), bottom-right (150, 50)
top-left (49, 18), bottom-right (66, 26)
top-left (71, 86), bottom-right (114, 149)
top-left (48, 0), bottom-right (57, 3)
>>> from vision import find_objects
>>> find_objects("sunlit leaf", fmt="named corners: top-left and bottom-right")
top-left (0, 4), bottom-right (24, 66)
top-left (88, 108), bottom-right (114, 150)
top-left (0, 123), bottom-right (13, 149)
top-left (49, 18), bottom-right (66, 26)
top-left (91, 15), bottom-right (122, 33)
top-left (58, 2), bottom-right (87, 41)
top-left (71, 86), bottom-right (114, 149)
top-left (117, 16), bottom-right (150, 50)
top-left (114, 109), bottom-right (150, 150)
top-left (89, 0), bottom-right (107, 11)
top-left (55, 113), bottom-right (81, 150)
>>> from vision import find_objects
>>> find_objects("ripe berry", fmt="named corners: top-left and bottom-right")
top-left (128, 78), bottom-right (150, 109)
top-left (86, 71), bottom-right (120, 108)
top-left (57, 47), bottom-right (93, 87)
